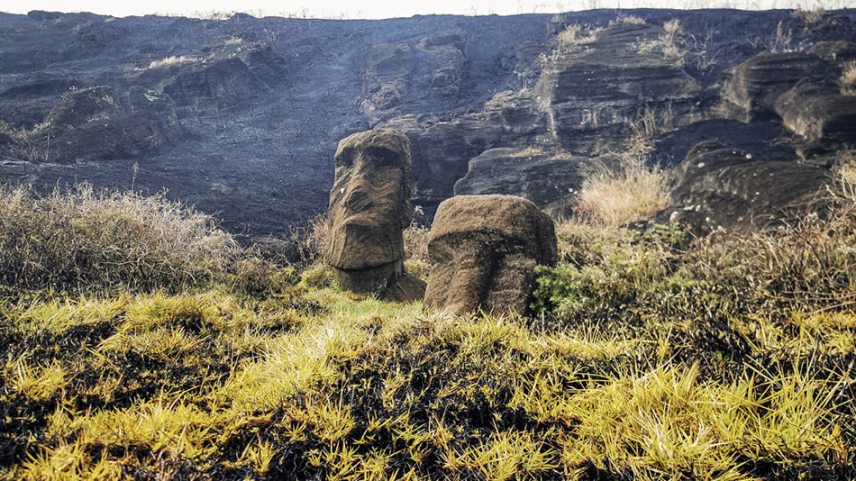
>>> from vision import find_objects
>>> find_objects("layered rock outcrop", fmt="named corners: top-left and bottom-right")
top-left (453, 147), bottom-right (595, 215)
top-left (382, 88), bottom-right (550, 210)
top-left (535, 22), bottom-right (702, 154)
top-left (662, 142), bottom-right (830, 231)
top-left (327, 129), bottom-right (425, 301)
top-left (774, 81), bottom-right (856, 148)
top-left (18, 86), bottom-right (182, 163)
top-left (722, 52), bottom-right (829, 119)
top-left (424, 195), bottom-right (557, 316)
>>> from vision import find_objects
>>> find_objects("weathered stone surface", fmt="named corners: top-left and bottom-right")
top-left (774, 81), bottom-right (856, 147)
top-left (454, 147), bottom-right (595, 215)
top-left (21, 86), bottom-right (183, 163)
top-left (424, 195), bottom-right (557, 316)
top-left (381, 88), bottom-right (550, 210)
top-left (327, 129), bottom-right (425, 301)
top-left (722, 52), bottom-right (829, 119)
top-left (663, 141), bottom-right (830, 230)
top-left (807, 41), bottom-right (856, 64)
top-left (159, 56), bottom-right (266, 114)
top-left (361, 32), bottom-right (467, 124)
top-left (535, 23), bottom-right (702, 153)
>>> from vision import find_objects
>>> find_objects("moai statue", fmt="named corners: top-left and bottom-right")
top-left (424, 194), bottom-right (557, 316)
top-left (327, 129), bottom-right (425, 301)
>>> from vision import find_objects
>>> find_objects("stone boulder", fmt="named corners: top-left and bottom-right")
top-left (662, 141), bottom-right (830, 231)
top-left (327, 129), bottom-right (425, 301)
top-left (424, 195), bottom-right (557, 316)
top-left (453, 147), bottom-right (595, 216)
top-left (774, 81), bottom-right (856, 148)
top-left (722, 52), bottom-right (829, 119)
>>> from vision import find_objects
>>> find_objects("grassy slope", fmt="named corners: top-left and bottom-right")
top-left (0, 248), bottom-right (853, 480)
top-left (0, 178), bottom-right (854, 480)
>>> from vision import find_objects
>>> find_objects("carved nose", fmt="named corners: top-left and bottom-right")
top-left (344, 188), bottom-right (372, 211)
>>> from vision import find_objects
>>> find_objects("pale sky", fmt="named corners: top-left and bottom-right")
top-left (0, 0), bottom-right (846, 19)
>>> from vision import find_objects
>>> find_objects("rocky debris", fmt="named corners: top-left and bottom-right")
top-left (454, 147), bottom-right (595, 216)
top-left (327, 129), bottom-right (425, 302)
top-left (17, 85), bottom-right (183, 163)
top-left (424, 194), bottom-right (557, 316)
top-left (535, 22), bottom-right (702, 153)
top-left (722, 52), bottom-right (829, 119)
top-left (361, 31), bottom-right (467, 124)
top-left (774, 81), bottom-right (856, 149)
top-left (662, 141), bottom-right (830, 231)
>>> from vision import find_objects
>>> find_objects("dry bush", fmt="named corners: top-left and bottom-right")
top-left (611, 15), bottom-right (647, 26)
top-left (0, 184), bottom-right (240, 293)
top-left (289, 212), bottom-right (331, 267)
top-left (554, 24), bottom-right (601, 54)
top-left (841, 62), bottom-right (856, 96)
top-left (683, 30), bottom-right (719, 74)
top-left (838, 151), bottom-right (856, 184)
top-left (768, 21), bottom-right (794, 53)
top-left (663, 18), bottom-right (682, 37)
top-left (791, 7), bottom-right (826, 25)
top-left (403, 223), bottom-right (430, 264)
top-left (637, 20), bottom-right (685, 66)
top-left (575, 154), bottom-right (669, 227)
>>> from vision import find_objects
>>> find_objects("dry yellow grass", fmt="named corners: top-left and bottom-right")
top-left (1, 169), bottom-right (854, 480)
top-left (575, 154), bottom-right (669, 226)
top-left (0, 184), bottom-right (239, 293)
top-left (841, 62), bottom-right (856, 95)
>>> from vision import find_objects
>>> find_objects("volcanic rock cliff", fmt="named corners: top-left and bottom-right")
top-left (1, 8), bottom-right (854, 235)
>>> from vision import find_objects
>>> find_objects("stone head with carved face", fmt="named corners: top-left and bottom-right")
top-left (327, 129), bottom-right (415, 296)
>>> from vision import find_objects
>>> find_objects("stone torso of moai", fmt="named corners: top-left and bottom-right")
top-left (327, 129), bottom-right (425, 301)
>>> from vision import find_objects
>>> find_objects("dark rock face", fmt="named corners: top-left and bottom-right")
top-left (722, 52), bottom-right (829, 119)
top-left (807, 41), bottom-right (856, 63)
top-left (774, 81), bottom-right (856, 148)
top-left (454, 147), bottom-right (595, 215)
top-left (159, 56), bottom-right (267, 114)
top-left (424, 195), bottom-right (557, 316)
top-left (663, 142), bottom-right (830, 230)
top-left (1, 10), bottom-right (856, 234)
top-left (382, 88), bottom-right (550, 208)
top-left (361, 31), bottom-right (467, 125)
top-left (327, 129), bottom-right (425, 301)
top-left (7, 86), bottom-right (182, 163)
top-left (535, 22), bottom-right (702, 154)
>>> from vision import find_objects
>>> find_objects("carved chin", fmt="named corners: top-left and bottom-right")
top-left (329, 221), bottom-right (397, 270)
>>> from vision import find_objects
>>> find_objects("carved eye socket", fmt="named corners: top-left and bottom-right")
top-left (364, 146), bottom-right (400, 166)
top-left (335, 147), bottom-right (356, 168)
